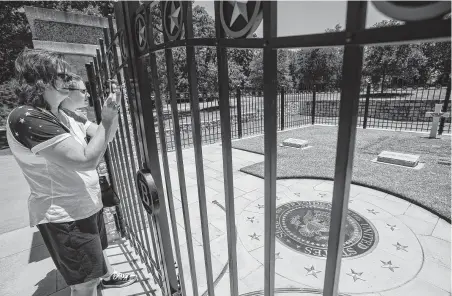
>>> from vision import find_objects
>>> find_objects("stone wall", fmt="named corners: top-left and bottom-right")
top-left (299, 100), bottom-right (451, 122)
top-left (24, 6), bottom-right (112, 81)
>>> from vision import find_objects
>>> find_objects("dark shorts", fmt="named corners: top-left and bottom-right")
top-left (37, 209), bottom-right (109, 286)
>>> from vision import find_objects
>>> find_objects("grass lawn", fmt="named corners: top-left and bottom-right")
top-left (231, 125), bottom-right (451, 222)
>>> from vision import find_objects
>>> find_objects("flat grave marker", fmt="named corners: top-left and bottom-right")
top-left (282, 138), bottom-right (309, 149)
top-left (376, 151), bottom-right (420, 167)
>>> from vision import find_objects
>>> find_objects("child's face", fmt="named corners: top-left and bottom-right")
top-left (65, 80), bottom-right (90, 110)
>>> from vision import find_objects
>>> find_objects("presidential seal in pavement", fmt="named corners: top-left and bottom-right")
top-left (276, 201), bottom-right (378, 259)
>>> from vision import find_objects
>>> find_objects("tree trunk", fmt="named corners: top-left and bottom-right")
top-left (380, 66), bottom-right (386, 94)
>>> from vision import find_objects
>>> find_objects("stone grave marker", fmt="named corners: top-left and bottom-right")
top-left (377, 151), bottom-right (420, 167)
top-left (425, 103), bottom-right (450, 139)
top-left (282, 138), bottom-right (309, 149)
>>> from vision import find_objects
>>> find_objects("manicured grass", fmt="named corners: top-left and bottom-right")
top-left (232, 125), bottom-right (451, 222)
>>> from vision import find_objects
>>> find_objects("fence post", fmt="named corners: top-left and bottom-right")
top-left (237, 89), bottom-right (242, 138)
top-left (280, 88), bottom-right (285, 130)
top-left (363, 83), bottom-right (371, 129)
top-left (438, 78), bottom-right (451, 135)
top-left (311, 85), bottom-right (316, 125)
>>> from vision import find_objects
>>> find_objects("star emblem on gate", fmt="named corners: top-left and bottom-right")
top-left (164, 1), bottom-right (184, 41)
top-left (134, 13), bottom-right (147, 52)
top-left (220, 1), bottom-right (263, 38)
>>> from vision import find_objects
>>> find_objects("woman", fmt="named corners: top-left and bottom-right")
top-left (6, 49), bottom-right (136, 296)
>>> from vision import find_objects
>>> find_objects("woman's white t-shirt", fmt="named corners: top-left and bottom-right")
top-left (6, 106), bottom-right (102, 226)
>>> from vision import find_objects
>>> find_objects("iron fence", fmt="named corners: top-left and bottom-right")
top-left (149, 81), bottom-right (451, 152)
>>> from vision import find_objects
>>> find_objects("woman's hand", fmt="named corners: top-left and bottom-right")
top-left (101, 92), bottom-right (120, 126)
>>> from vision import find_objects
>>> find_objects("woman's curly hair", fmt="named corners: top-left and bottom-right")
top-left (14, 48), bottom-right (71, 110)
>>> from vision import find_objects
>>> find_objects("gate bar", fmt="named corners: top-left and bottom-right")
top-left (96, 45), bottom-right (147, 261)
top-left (104, 25), bottom-right (161, 282)
top-left (323, 2), bottom-right (367, 296)
top-left (183, 2), bottom-right (215, 295)
top-left (121, 2), bottom-right (179, 294)
top-left (145, 5), bottom-right (187, 295)
top-left (101, 36), bottom-right (148, 261)
top-left (213, 2), bottom-right (239, 295)
top-left (164, 46), bottom-right (199, 296)
top-left (262, 2), bottom-right (278, 296)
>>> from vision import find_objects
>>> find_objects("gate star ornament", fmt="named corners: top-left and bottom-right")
top-left (168, 1), bottom-right (181, 33)
top-left (228, 1), bottom-right (248, 26)
top-left (164, 1), bottom-right (183, 41)
top-left (220, 0), bottom-right (263, 39)
top-left (134, 13), bottom-right (147, 52)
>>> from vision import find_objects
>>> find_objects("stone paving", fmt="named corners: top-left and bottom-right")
top-left (160, 143), bottom-right (451, 296)
top-left (0, 140), bottom-right (450, 296)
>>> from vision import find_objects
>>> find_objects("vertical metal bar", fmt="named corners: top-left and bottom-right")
top-left (439, 78), bottom-right (451, 135)
top-left (146, 6), bottom-right (186, 295)
top-left (160, 20), bottom-right (199, 296)
top-left (237, 89), bottom-right (242, 138)
top-left (121, 2), bottom-right (178, 294)
top-left (86, 62), bottom-right (127, 238)
top-left (323, 2), bottom-right (367, 296)
top-left (262, 2), bottom-right (278, 296)
top-left (312, 85), bottom-right (316, 125)
top-left (104, 22), bottom-right (158, 277)
top-left (182, 2), bottom-right (215, 295)
top-left (280, 88), bottom-right (285, 130)
top-left (214, 2), bottom-right (239, 295)
top-left (98, 42), bottom-right (147, 259)
top-left (363, 83), bottom-right (371, 129)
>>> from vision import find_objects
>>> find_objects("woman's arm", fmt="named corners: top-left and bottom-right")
top-left (39, 95), bottom-right (119, 171)
top-left (86, 119), bottom-right (118, 142)
top-left (39, 122), bottom-right (116, 171)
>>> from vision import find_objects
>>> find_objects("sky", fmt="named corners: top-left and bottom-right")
top-left (194, 0), bottom-right (391, 37)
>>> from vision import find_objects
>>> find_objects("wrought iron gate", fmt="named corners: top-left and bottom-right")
top-left (85, 1), bottom-right (450, 296)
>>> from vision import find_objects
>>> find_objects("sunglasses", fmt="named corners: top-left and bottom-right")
top-left (57, 73), bottom-right (73, 83)
top-left (63, 88), bottom-right (88, 95)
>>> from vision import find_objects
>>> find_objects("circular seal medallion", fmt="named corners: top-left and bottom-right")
top-left (372, 1), bottom-right (451, 21)
top-left (276, 201), bottom-right (378, 259)
top-left (134, 13), bottom-right (147, 53)
top-left (220, 1), bottom-right (263, 38)
top-left (163, 1), bottom-right (184, 41)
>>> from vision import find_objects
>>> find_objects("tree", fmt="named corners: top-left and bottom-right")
top-left (362, 20), bottom-right (427, 92)
top-left (0, 1), bottom-right (114, 83)
top-left (290, 24), bottom-right (343, 91)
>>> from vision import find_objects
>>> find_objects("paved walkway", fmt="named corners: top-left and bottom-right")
top-left (162, 143), bottom-right (451, 296)
top-left (0, 140), bottom-right (450, 296)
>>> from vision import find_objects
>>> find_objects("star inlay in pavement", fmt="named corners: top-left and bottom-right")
top-left (275, 252), bottom-right (282, 260)
top-left (346, 269), bottom-right (365, 282)
top-left (19, 118), bottom-right (25, 123)
top-left (367, 209), bottom-right (379, 215)
top-left (228, 1), bottom-right (248, 27)
top-left (168, 1), bottom-right (181, 33)
top-left (393, 242), bottom-right (408, 252)
top-left (386, 224), bottom-right (398, 231)
top-left (247, 217), bottom-right (255, 223)
top-left (318, 192), bottom-right (327, 198)
top-left (249, 233), bottom-right (260, 241)
top-left (257, 204), bottom-right (264, 209)
top-left (381, 260), bottom-right (399, 272)
top-left (25, 112), bottom-right (30, 116)
top-left (304, 265), bottom-right (321, 278)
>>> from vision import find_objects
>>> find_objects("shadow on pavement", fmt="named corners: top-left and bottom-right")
top-left (29, 231), bottom-right (49, 263)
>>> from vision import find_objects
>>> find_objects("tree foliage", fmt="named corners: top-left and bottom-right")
top-left (0, 1), bottom-right (114, 83)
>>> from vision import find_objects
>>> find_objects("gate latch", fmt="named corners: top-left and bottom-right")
top-left (136, 169), bottom-right (160, 215)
